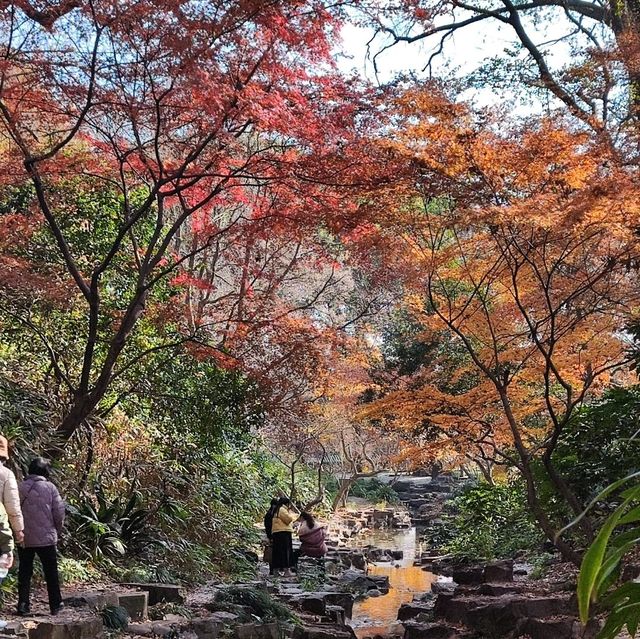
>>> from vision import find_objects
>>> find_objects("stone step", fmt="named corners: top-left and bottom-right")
top-left (515, 616), bottom-right (598, 639)
top-left (26, 618), bottom-right (104, 639)
top-left (434, 592), bottom-right (577, 637)
top-left (121, 583), bottom-right (186, 606)
top-left (118, 591), bottom-right (148, 622)
top-left (403, 621), bottom-right (472, 639)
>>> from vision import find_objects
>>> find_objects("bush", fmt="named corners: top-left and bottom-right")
top-left (58, 557), bottom-right (103, 585)
top-left (430, 481), bottom-right (543, 561)
top-left (350, 478), bottom-right (399, 504)
top-left (553, 386), bottom-right (640, 503)
top-left (214, 586), bottom-right (298, 623)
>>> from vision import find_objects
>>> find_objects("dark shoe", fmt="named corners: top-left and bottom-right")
top-left (50, 603), bottom-right (64, 616)
top-left (17, 602), bottom-right (30, 616)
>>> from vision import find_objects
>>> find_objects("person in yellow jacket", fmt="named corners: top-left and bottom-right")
top-left (270, 497), bottom-right (297, 577)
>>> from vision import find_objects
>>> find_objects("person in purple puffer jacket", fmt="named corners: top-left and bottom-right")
top-left (295, 511), bottom-right (327, 570)
top-left (17, 458), bottom-right (65, 616)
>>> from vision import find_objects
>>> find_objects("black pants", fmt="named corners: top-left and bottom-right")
top-left (271, 531), bottom-right (293, 570)
top-left (18, 546), bottom-right (62, 612)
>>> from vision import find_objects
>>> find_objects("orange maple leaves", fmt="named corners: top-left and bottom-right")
top-left (358, 86), bottom-right (640, 473)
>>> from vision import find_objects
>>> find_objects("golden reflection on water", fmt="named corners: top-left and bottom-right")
top-left (350, 528), bottom-right (436, 638)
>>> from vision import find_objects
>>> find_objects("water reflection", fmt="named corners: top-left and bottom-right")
top-left (350, 527), bottom-right (436, 638)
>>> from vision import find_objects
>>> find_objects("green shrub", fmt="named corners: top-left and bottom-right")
top-left (215, 586), bottom-right (298, 623)
top-left (101, 605), bottom-right (130, 630)
top-left (58, 557), bottom-right (102, 585)
top-left (433, 481), bottom-right (543, 561)
top-left (554, 386), bottom-right (640, 503)
top-left (350, 478), bottom-right (399, 504)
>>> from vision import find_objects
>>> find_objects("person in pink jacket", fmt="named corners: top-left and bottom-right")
top-left (295, 511), bottom-right (327, 563)
top-left (17, 458), bottom-right (65, 616)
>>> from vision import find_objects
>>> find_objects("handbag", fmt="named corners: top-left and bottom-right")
top-left (263, 539), bottom-right (272, 564)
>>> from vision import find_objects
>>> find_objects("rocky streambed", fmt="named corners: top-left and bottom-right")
top-left (0, 474), bottom-right (597, 639)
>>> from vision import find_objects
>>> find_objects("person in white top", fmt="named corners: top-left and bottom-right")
top-left (0, 437), bottom-right (24, 545)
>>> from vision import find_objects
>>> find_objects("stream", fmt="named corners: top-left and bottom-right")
top-left (348, 527), bottom-right (437, 638)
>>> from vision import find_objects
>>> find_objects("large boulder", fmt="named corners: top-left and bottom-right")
top-left (301, 625), bottom-right (354, 639)
top-left (188, 617), bottom-right (226, 639)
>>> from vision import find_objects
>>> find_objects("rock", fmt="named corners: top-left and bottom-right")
top-left (0, 622), bottom-right (26, 637)
top-left (513, 617), bottom-right (586, 639)
top-left (189, 617), bottom-right (225, 639)
top-left (125, 622), bottom-right (154, 636)
top-left (351, 553), bottom-right (367, 571)
top-left (64, 590), bottom-right (119, 609)
top-left (122, 583), bottom-right (186, 605)
top-left (402, 622), bottom-right (460, 639)
top-left (368, 589), bottom-right (382, 597)
top-left (390, 550), bottom-right (404, 560)
top-left (235, 623), bottom-right (300, 639)
top-left (336, 569), bottom-right (373, 593)
top-left (452, 566), bottom-right (484, 585)
top-left (397, 601), bottom-right (435, 621)
top-left (430, 582), bottom-right (456, 596)
top-left (368, 574), bottom-right (390, 594)
top-left (301, 625), bottom-right (354, 639)
top-left (435, 592), bottom-right (577, 637)
top-left (484, 560), bottom-right (513, 583)
top-left (478, 583), bottom-right (524, 597)
top-left (118, 591), bottom-right (149, 621)
top-left (145, 623), bottom-right (173, 637)
top-left (27, 618), bottom-right (104, 639)
top-left (209, 612), bottom-right (241, 624)
top-left (324, 605), bottom-right (346, 626)
top-left (371, 510), bottom-right (394, 528)
top-left (513, 563), bottom-right (531, 577)
top-left (321, 592), bottom-right (354, 618)
top-left (293, 595), bottom-right (326, 615)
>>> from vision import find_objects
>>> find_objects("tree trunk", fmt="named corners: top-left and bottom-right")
top-left (332, 478), bottom-right (354, 511)
top-left (542, 453), bottom-right (593, 541)
top-left (519, 459), bottom-right (582, 565)
top-left (610, 0), bottom-right (640, 116)
top-left (53, 289), bottom-right (149, 453)
top-left (497, 388), bottom-right (582, 565)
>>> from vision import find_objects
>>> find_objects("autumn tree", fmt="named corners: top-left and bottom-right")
top-left (368, 0), bottom-right (640, 128)
top-left (0, 1), bottom-right (385, 451)
top-left (364, 89), bottom-right (640, 562)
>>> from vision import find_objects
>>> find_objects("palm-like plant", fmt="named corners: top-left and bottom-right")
top-left (573, 472), bottom-right (640, 639)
